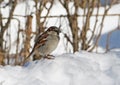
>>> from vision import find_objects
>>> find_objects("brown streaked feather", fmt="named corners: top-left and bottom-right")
top-left (33, 32), bottom-right (49, 50)
top-left (35, 31), bottom-right (48, 42)
top-left (34, 39), bottom-right (47, 50)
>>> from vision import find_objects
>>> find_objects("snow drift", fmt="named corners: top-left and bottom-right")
top-left (0, 51), bottom-right (120, 85)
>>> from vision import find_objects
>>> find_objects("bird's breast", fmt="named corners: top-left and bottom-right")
top-left (38, 35), bottom-right (59, 55)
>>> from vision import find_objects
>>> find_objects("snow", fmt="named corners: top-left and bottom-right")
top-left (0, 1), bottom-right (120, 85)
top-left (1, 1), bottom-right (120, 53)
top-left (99, 29), bottom-right (120, 50)
top-left (0, 51), bottom-right (120, 85)
top-left (39, 3), bottom-right (120, 53)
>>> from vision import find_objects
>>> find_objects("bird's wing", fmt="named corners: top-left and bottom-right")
top-left (33, 32), bottom-right (48, 50)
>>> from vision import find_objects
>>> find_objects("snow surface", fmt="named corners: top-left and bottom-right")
top-left (0, 1), bottom-right (120, 85)
top-left (0, 51), bottom-right (120, 85)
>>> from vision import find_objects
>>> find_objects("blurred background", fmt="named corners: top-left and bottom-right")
top-left (0, 0), bottom-right (120, 65)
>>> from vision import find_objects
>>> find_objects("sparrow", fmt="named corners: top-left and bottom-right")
top-left (24, 26), bottom-right (61, 61)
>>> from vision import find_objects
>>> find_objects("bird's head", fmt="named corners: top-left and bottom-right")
top-left (47, 26), bottom-right (61, 35)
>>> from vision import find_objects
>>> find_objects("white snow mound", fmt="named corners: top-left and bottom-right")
top-left (0, 51), bottom-right (120, 85)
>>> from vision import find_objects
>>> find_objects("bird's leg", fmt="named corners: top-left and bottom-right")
top-left (44, 54), bottom-right (55, 59)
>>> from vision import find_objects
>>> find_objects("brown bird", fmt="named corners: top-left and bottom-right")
top-left (25, 26), bottom-right (61, 62)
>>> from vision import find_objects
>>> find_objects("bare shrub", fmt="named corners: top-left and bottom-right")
top-left (0, 0), bottom-right (119, 65)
